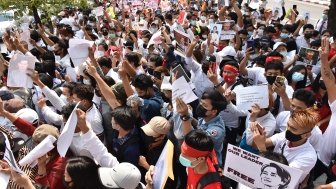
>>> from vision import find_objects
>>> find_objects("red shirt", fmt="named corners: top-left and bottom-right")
top-left (328, 47), bottom-right (336, 61)
top-left (36, 156), bottom-right (67, 189)
top-left (186, 158), bottom-right (222, 189)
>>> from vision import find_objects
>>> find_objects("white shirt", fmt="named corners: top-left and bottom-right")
top-left (295, 35), bottom-right (310, 52)
top-left (106, 69), bottom-right (121, 83)
top-left (315, 19), bottom-right (328, 33)
top-left (318, 100), bottom-right (336, 166)
top-left (246, 67), bottom-right (267, 85)
top-left (275, 111), bottom-right (322, 151)
top-left (85, 104), bottom-right (104, 135)
top-left (246, 112), bottom-right (276, 145)
top-left (184, 57), bottom-right (214, 98)
top-left (271, 132), bottom-right (317, 183)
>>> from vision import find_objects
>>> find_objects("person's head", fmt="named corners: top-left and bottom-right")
top-left (197, 89), bottom-right (227, 118)
top-left (291, 89), bottom-right (315, 112)
top-left (147, 54), bottom-right (163, 75)
top-left (141, 116), bottom-right (171, 149)
top-left (61, 103), bottom-right (77, 122)
top-left (321, 30), bottom-right (331, 38)
top-left (264, 61), bottom-right (284, 85)
top-left (180, 130), bottom-right (214, 168)
top-left (132, 74), bottom-right (154, 99)
top-left (39, 73), bottom-right (54, 89)
top-left (97, 57), bottom-right (112, 75)
top-left (72, 84), bottom-right (94, 107)
top-left (311, 73), bottom-right (327, 94)
top-left (260, 163), bottom-right (291, 188)
top-left (264, 26), bottom-right (276, 38)
top-left (32, 124), bottom-right (59, 144)
top-left (111, 106), bottom-right (136, 132)
top-left (280, 25), bottom-right (292, 40)
top-left (303, 24), bottom-right (314, 39)
top-left (62, 82), bottom-right (76, 100)
top-left (286, 65), bottom-right (307, 89)
top-left (273, 42), bottom-right (287, 55)
top-left (54, 39), bottom-right (68, 57)
top-left (222, 62), bottom-right (239, 84)
top-left (286, 109), bottom-right (319, 142)
top-left (322, 9), bottom-right (328, 21)
top-left (125, 52), bottom-right (140, 68)
top-left (98, 162), bottom-right (142, 189)
top-left (64, 156), bottom-right (105, 189)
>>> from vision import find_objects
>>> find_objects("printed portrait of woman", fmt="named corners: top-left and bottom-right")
top-left (259, 163), bottom-right (291, 189)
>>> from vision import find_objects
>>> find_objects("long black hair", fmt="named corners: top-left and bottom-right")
top-left (311, 73), bottom-right (329, 107)
top-left (286, 65), bottom-right (307, 89)
top-left (66, 156), bottom-right (105, 189)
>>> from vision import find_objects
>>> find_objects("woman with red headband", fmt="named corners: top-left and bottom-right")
top-left (179, 130), bottom-right (222, 189)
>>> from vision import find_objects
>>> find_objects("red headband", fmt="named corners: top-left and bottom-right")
top-left (223, 65), bottom-right (238, 74)
top-left (266, 56), bottom-right (282, 63)
top-left (181, 142), bottom-right (219, 165)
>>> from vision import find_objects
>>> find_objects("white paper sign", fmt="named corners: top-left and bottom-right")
top-left (235, 85), bottom-right (269, 111)
top-left (224, 144), bottom-right (303, 189)
top-left (57, 103), bottom-right (79, 157)
top-left (0, 172), bottom-right (10, 189)
top-left (68, 39), bottom-right (94, 67)
top-left (7, 53), bottom-right (35, 88)
top-left (172, 76), bottom-right (198, 110)
top-left (153, 140), bottom-right (174, 189)
top-left (19, 135), bottom-right (57, 166)
top-left (94, 6), bottom-right (104, 17)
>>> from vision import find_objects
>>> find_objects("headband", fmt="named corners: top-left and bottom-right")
top-left (266, 56), bottom-right (282, 63)
top-left (223, 65), bottom-right (238, 74)
top-left (181, 142), bottom-right (219, 165)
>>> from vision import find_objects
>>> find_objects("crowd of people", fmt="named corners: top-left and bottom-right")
top-left (0, 0), bottom-right (335, 188)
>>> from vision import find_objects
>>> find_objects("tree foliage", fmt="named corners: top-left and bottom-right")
top-left (0, 0), bottom-right (89, 19)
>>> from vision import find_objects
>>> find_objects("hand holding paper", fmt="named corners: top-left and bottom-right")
top-left (68, 39), bottom-right (94, 67)
top-left (19, 135), bottom-right (57, 167)
top-left (235, 85), bottom-right (269, 111)
top-left (172, 76), bottom-right (197, 111)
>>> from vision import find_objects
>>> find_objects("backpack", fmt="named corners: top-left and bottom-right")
top-left (111, 135), bottom-right (140, 162)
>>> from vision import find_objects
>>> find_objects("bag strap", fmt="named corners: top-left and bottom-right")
top-left (281, 142), bottom-right (286, 155)
top-left (196, 172), bottom-right (221, 189)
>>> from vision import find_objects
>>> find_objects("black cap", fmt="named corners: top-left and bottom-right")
top-left (0, 90), bottom-right (14, 101)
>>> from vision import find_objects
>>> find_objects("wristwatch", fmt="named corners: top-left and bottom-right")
top-left (180, 114), bottom-right (191, 121)
top-left (214, 80), bottom-right (225, 89)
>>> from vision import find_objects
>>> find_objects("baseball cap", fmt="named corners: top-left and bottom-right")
top-left (273, 42), bottom-right (287, 51)
top-left (141, 116), bottom-right (171, 137)
top-left (32, 124), bottom-right (59, 144)
top-left (217, 46), bottom-right (237, 57)
top-left (98, 163), bottom-right (141, 189)
top-left (15, 108), bottom-right (39, 125)
top-left (0, 90), bottom-right (14, 101)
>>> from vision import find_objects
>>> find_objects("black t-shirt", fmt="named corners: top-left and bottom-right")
top-left (286, 39), bottom-right (297, 52)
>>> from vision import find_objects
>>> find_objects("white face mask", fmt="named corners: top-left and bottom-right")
top-left (208, 19), bottom-right (214, 24)
top-left (47, 45), bottom-right (55, 51)
top-left (202, 35), bottom-right (208, 39)
top-left (150, 27), bottom-right (158, 33)
top-left (116, 32), bottom-right (122, 37)
top-left (200, 16), bottom-right (206, 21)
top-left (94, 51), bottom-right (105, 59)
top-left (55, 55), bottom-right (61, 63)
top-left (83, 79), bottom-right (91, 85)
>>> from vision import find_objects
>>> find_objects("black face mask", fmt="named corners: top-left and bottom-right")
top-left (285, 130), bottom-right (310, 142)
top-left (304, 33), bottom-right (312, 39)
top-left (147, 67), bottom-right (154, 75)
top-left (196, 104), bottom-right (208, 118)
top-left (140, 130), bottom-right (155, 147)
top-left (102, 31), bottom-right (109, 36)
top-left (143, 43), bottom-right (148, 49)
top-left (266, 76), bottom-right (277, 85)
top-left (319, 80), bottom-right (326, 90)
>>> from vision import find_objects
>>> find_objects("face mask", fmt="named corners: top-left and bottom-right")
top-left (248, 31), bottom-right (253, 37)
top-left (304, 33), bottom-right (312, 39)
top-left (94, 51), bottom-right (105, 58)
top-left (83, 79), bottom-right (91, 85)
top-left (116, 32), bottom-right (122, 37)
top-left (257, 29), bottom-right (264, 37)
top-left (208, 19), bottom-right (214, 24)
top-left (200, 16), bottom-right (206, 21)
top-left (292, 72), bottom-right (305, 82)
top-left (280, 33), bottom-right (289, 39)
top-left (223, 74), bottom-right (236, 84)
top-left (140, 16), bottom-right (144, 20)
top-left (202, 35), bottom-right (207, 39)
top-left (179, 155), bottom-right (199, 168)
top-left (266, 76), bottom-right (277, 85)
top-left (147, 67), bottom-right (154, 75)
top-left (150, 27), bottom-right (158, 33)
top-left (280, 51), bottom-right (287, 58)
top-left (109, 33), bottom-right (115, 39)
top-left (102, 31), bottom-right (108, 36)
top-left (319, 80), bottom-right (326, 90)
top-left (190, 20), bottom-right (196, 26)
top-left (196, 104), bottom-right (208, 118)
top-left (48, 45), bottom-right (55, 51)
top-left (285, 130), bottom-right (303, 142)
top-left (143, 43), bottom-right (148, 49)
top-left (322, 14), bottom-right (328, 21)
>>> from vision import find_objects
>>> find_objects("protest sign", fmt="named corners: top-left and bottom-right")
top-left (153, 140), bottom-right (174, 189)
top-left (57, 103), bottom-right (79, 157)
top-left (160, 0), bottom-right (171, 12)
top-left (7, 53), bottom-right (35, 88)
top-left (235, 85), bottom-right (269, 111)
top-left (68, 39), bottom-right (94, 67)
top-left (173, 29), bottom-right (191, 53)
top-left (171, 64), bottom-right (190, 83)
top-left (19, 135), bottom-right (57, 166)
top-left (1, 132), bottom-right (23, 174)
top-left (146, 0), bottom-right (159, 9)
top-left (298, 47), bottom-right (319, 65)
top-left (172, 76), bottom-right (198, 110)
top-left (224, 144), bottom-right (303, 189)
top-left (147, 30), bottom-right (162, 48)
top-left (93, 6), bottom-right (104, 17)
top-left (177, 11), bottom-right (186, 25)
top-left (210, 24), bottom-right (222, 44)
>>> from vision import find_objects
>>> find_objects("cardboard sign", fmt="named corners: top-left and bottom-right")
top-left (224, 144), bottom-right (303, 189)
top-left (235, 85), bottom-right (269, 111)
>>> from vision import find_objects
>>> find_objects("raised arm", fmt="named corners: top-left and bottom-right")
top-left (239, 47), bottom-right (253, 76)
top-left (320, 37), bottom-right (336, 103)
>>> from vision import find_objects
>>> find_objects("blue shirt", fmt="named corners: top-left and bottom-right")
top-left (141, 88), bottom-right (163, 123)
top-left (198, 115), bottom-right (226, 166)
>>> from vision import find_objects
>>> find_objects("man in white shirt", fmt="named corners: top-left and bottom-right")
top-left (253, 109), bottom-right (319, 186)
top-left (314, 10), bottom-right (329, 34)
top-left (296, 24), bottom-right (314, 52)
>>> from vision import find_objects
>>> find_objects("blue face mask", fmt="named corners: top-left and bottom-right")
top-left (292, 72), bottom-right (305, 82)
top-left (248, 31), bottom-right (253, 37)
top-left (179, 155), bottom-right (198, 168)
top-left (280, 33), bottom-right (289, 39)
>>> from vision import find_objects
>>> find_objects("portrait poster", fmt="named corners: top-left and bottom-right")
top-left (7, 53), bottom-right (35, 88)
top-left (298, 47), bottom-right (319, 65)
top-left (224, 144), bottom-right (303, 189)
top-left (173, 29), bottom-right (191, 53)
top-left (210, 24), bottom-right (222, 44)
